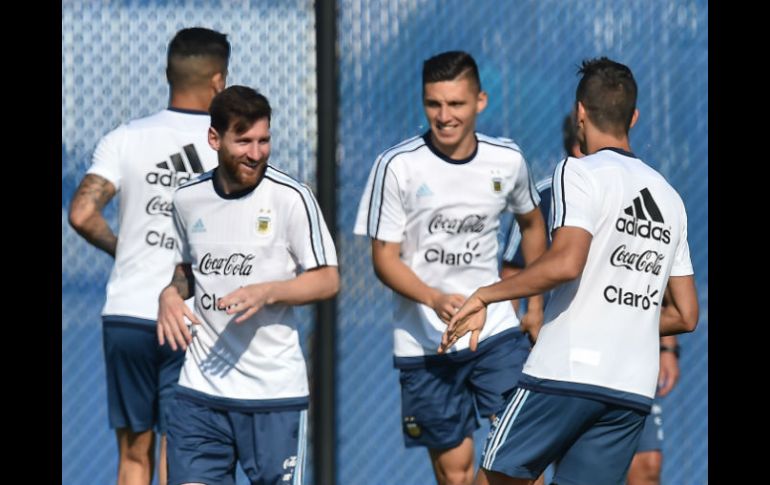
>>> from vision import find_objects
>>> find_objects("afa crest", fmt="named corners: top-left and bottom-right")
top-left (492, 177), bottom-right (503, 193)
top-left (404, 416), bottom-right (422, 438)
top-left (256, 208), bottom-right (273, 235)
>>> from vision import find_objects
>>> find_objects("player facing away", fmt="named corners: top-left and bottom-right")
top-left (440, 58), bottom-right (699, 485)
top-left (157, 86), bottom-right (339, 485)
top-left (68, 27), bottom-right (230, 485)
top-left (500, 113), bottom-right (684, 485)
top-left (354, 51), bottom-right (547, 485)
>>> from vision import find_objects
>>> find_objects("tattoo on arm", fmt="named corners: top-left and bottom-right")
top-left (170, 264), bottom-right (195, 300)
top-left (70, 174), bottom-right (118, 257)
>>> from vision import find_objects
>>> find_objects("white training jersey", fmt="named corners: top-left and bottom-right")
top-left (354, 132), bottom-right (539, 358)
top-left (87, 108), bottom-right (217, 322)
top-left (522, 148), bottom-right (693, 404)
top-left (172, 166), bottom-right (337, 406)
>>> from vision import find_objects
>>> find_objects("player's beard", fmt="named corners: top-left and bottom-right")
top-left (219, 150), bottom-right (267, 191)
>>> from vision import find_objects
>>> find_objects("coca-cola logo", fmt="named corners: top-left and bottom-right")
top-left (428, 213), bottom-right (487, 235)
top-left (145, 196), bottom-right (173, 217)
top-left (610, 245), bottom-right (664, 275)
top-left (199, 252), bottom-right (255, 276)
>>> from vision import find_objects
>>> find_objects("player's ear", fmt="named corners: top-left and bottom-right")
top-left (629, 109), bottom-right (639, 129)
top-left (476, 90), bottom-right (488, 114)
top-left (208, 126), bottom-right (221, 151)
top-left (211, 71), bottom-right (225, 95)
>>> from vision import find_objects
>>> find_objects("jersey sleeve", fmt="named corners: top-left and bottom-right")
top-left (353, 154), bottom-right (406, 242)
top-left (171, 196), bottom-right (192, 265)
top-left (550, 158), bottom-right (598, 235)
top-left (503, 185), bottom-right (553, 266)
top-left (507, 155), bottom-right (540, 215)
top-left (670, 202), bottom-right (694, 276)
top-left (86, 125), bottom-right (125, 190)
top-left (287, 185), bottom-right (338, 271)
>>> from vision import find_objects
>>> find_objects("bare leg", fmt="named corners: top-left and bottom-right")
top-left (115, 428), bottom-right (155, 485)
top-left (475, 467), bottom-right (536, 485)
top-left (626, 451), bottom-right (662, 485)
top-left (429, 436), bottom-right (475, 485)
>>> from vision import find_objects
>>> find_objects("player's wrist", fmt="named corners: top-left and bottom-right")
top-left (660, 344), bottom-right (681, 358)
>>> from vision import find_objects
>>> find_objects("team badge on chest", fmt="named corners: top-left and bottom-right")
top-left (491, 169), bottom-right (503, 193)
top-left (256, 208), bottom-right (273, 236)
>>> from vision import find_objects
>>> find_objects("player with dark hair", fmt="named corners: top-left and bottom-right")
top-left (441, 57), bottom-right (699, 485)
top-left (68, 27), bottom-right (230, 485)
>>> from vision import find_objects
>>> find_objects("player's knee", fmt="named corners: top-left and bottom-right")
top-left (442, 467), bottom-right (474, 485)
top-left (629, 451), bottom-right (662, 483)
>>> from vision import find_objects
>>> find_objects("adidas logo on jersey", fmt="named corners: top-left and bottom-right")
top-left (191, 218), bottom-right (206, 233)
top-left (416, 183), bottom-right (434, 197)
top-left (615, 188), bottom-right (671, 244)
top-left (145, 144), bottom-right (205, 187)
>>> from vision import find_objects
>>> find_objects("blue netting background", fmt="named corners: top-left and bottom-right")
top-left (62, 1), bottom-right (707, 484)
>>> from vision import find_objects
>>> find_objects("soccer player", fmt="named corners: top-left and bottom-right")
top-left (157, 85), bottom-right (339, 485)
top-left (441, 57), bottom-right (699, 485)
top-left (68, 27), bottom-right (230, 485)
top-left (354, 51), bottom-right (546, 485)
top-left (502, 113), bottom-right (684, 485)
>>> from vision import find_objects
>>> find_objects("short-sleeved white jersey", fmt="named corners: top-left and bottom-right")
top-left (87, 109), bottom-right (217, 322)
top-left (354, 132), bottom-right (539, 358)
top-left (522, 148), bottom-right (693, 406)
top-left (172, 166), bottom-right (337, 407)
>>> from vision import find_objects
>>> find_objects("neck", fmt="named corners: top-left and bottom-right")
top-left (169, 89), bottom-right (214, 112)
top-left (430, 132), bottom-right (477, 160)
top-left (583, 124), bottom-right (631, 155)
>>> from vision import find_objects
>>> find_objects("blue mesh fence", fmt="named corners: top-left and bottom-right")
top-left (337, 1), bottom-right (707, 484)
top-left (63, 1), bottom-right (707, 484)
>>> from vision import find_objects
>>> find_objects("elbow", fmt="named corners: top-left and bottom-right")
top-left (559, 260), bottom-right (584, 282)
top-left (682, 308), bottom-right (699, 333)
top-left (323, 268), bottom-right (340, 299)
top-left (68, 207), bottom-right (88, 233)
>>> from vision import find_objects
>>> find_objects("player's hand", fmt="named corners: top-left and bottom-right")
top-left (657, 349), bottom-right (680, 397)
top-left (218, 283), bottom-right (274, 323)
top-left (439, 292), bottom-right (488, 353)
top-left (430, 292), bottom-right (466, 324)
top-left (519, 307), bottom-right (544, 345)
top-left (157, 286), bottom-right (201, 351)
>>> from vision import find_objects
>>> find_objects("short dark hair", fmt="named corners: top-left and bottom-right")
top-left (575, 57), bottom-right (637, 135)
top-left (422, 51), bottom-right (482, 92)
top-left (562, 111), bottom-right (578, 156)
top-left (167, 27), bottom-right (230, 90)
top-left (210, 85), bottom-right (271, 136)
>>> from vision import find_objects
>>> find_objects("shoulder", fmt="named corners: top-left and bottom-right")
top-left (375, 135), bottom-right (427, 166)
top-left (476, 133), bottom-right (524, 156)
top-left (174, 169), bottom-right (214, 200)
top-left (264, 166), bottom-right (317, 203)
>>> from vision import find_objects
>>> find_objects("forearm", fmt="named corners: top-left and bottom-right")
top-left (166, 264), bottom-right (195, 300)
top-left (372, 240), bottom-right (441, 306)
top-left (71, 216), bottom-right (118, 257)
top-left (478, 250), bottom-right (576, 305)
top-left (262, 266), bottom-right (340, 305)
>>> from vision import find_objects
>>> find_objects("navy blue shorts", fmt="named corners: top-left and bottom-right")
top-left (102, 318), bottom-right (185, 433)
top-left (167, 395), bottom-right (307, 485)
top-left (482, 388), bottom-right (645, 485)
top-left (398, 329), bottom-right (530, 450)
top-left (636, 401), bottom-right (663, 452)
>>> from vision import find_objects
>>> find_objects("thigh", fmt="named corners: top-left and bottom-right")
top-left (554, 406), bottom-right (646, 485)
top-left (634, 401), bottom-right (663, 453)
top-left (166, 397), bottom-right (237, 485)
top-left (157, 343), bottom-right (185, 433)
top-left (399, 364), bottom-right (478, 450)
top-left (469, 330), bottom-right (531, 418)
top-left (233, 409), bottom-right (307, 485)
top-left (102, 321), bottom-right (158, 432)
top-left (481, 390), bottom-right (600, 480)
